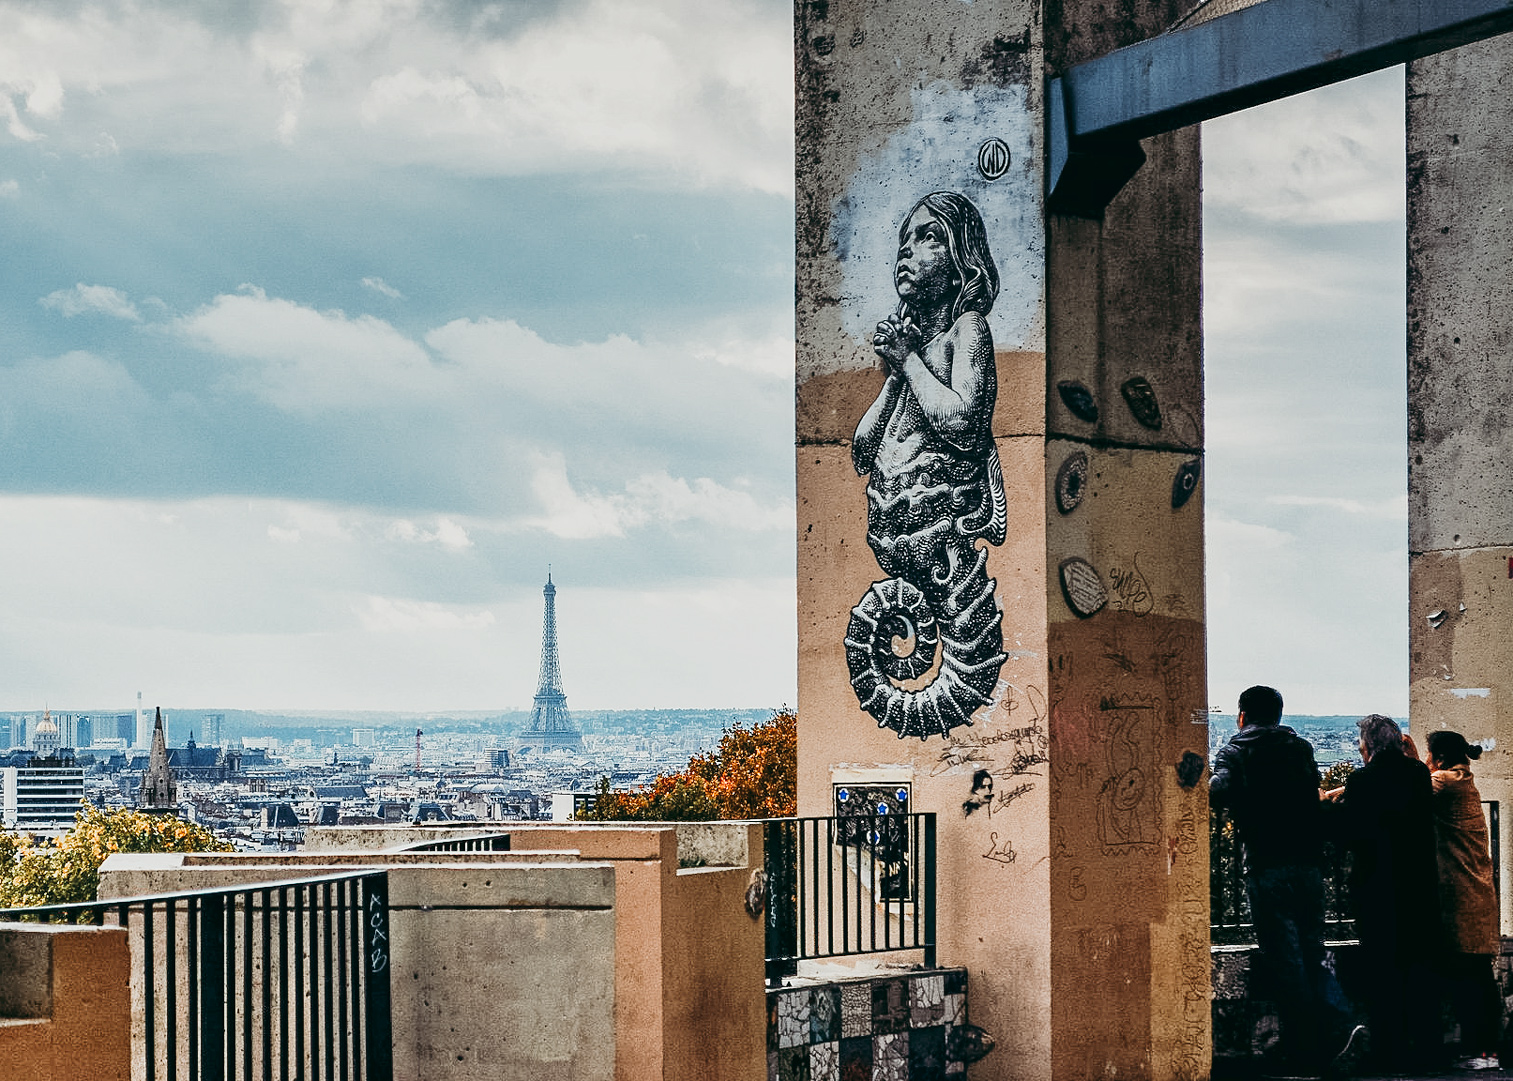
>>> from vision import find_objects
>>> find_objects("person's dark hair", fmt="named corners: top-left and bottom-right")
top-left (897, 191), bottom-right (999, 324)
top-left (1237, 685), bottom-right (1283, 726)
top-left (1427, 730), bottom-right (1482, 768)
top-left (1358, 714), bottom-right (1403, 759)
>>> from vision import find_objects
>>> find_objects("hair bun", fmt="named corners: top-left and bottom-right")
top-left (1468, 744), bottom-right (1484, 760)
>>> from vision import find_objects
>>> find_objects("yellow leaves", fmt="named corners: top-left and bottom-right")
top-left (0, 806), bottom-right (232, 907)
top-left (579, 709), bottom-right (797, 822)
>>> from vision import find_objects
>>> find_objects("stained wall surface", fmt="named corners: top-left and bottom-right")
top-left (795, 1), bottom-right (1208, 1078)
top-left (1407, 41), bottom-right (1513, 933)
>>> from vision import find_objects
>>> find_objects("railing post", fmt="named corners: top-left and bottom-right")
top-left (200, 893), bottom-right (226, 1081)
top-left (361, 874), bottom-right (394, 1081)
top-left (764, 819), bottom-right (797, 986)
top-left (923, 813), bottom-right (937, 969)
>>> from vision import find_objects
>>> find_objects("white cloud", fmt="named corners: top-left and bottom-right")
top-left (1267, 494), bottom-right (1408, 519)
top-left (1203, 66), bottom-right (1405, 224)
top-left (524, 452), bottom-right (790, 539)
top-left (357, 595), bottom-right (495, 632)
top-left (386, 518), bottom-right (472, 550)
top-left (0, 0), bottom-right (794, 193)
top-left (175, 286), bottom-right (436, 411)
top-left (0, 178), bottom-right (17, 197)
top-left (361, 276), bottom-right (403, 299)
top-left (39, 283), bottom-right (141, 321)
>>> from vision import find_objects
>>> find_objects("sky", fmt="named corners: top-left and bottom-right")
top-left (0, 2), bottom-right (1407, 715)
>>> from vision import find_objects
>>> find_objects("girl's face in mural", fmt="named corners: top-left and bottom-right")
top-left (895, 207), bottom-right (958, 310)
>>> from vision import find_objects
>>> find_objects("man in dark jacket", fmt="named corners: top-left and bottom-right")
top-left (1326, 714), bottom-right (1441, 1070)
top-left (1211, 685), bottom-right (1362, 1076)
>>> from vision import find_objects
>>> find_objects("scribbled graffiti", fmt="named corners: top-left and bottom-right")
top-left (846, 191), bottom-right (1007, 739)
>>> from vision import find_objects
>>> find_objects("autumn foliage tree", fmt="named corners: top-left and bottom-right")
top-left (581, 709), bottom-right (797, 821)
top-left (0, 805), bottom-right (231, 908)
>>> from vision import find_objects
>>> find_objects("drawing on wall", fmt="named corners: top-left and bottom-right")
top-left (1055, 451), bottom-right (1089, 514)
top-left (1058, 557), bottom-right (1108, 618)
top-left (976, 138), bottom-right (1011, 181)
top-left (1096, 698), bottom-right (1161, 851)
top-left (1171, 458), bottom-right (1202, 510)
top-left (845, 191), bottom-right (1008, 740)
top-left (834, 784), bottom-right (914, 899)
top-left (962, 769), bottom-right (994, 816)
top-left (1120, 375), bottom-right (1163, 430)
top-left (1056, 380), bottom-right (1099, 423)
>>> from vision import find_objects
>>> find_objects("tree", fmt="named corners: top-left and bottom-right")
top-left (581, 708), bottom-right (797, 821)
top-left (0, 805), bottom-right (232, 908)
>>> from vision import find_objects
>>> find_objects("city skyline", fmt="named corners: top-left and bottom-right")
top-left (0, 2), bottom-right (1407, 714)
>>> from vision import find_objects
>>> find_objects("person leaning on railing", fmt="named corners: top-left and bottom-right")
top-left (1418, 730), bottom-right (1502, 1071)
top-left (1210, 684), bottom-right (1364, 1078)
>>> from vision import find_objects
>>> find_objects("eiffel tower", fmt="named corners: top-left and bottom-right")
top-left (523, 571), bottom-right (583, 753)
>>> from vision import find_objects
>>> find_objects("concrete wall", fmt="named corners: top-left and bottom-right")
top-left (794, 1), bottom-right (1207, 1078)
top-left (1407, 40), bottom-right (1513, 936)
top-left (98, 853), bottom-right (617, 1081)
top-left (0, 923), bottom-right (131, 1081)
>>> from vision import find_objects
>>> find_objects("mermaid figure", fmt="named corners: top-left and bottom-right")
top-left (846, 191), bottom-right (1007, 739)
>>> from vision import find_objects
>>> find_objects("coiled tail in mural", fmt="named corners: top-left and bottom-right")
top-left (847, 191), bottom-right (1008, 740)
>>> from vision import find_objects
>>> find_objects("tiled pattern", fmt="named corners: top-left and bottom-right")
top-left (766, 969), bottom-right (969, 1081)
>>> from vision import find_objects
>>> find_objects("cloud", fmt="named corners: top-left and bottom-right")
top-left (357, 595), bottom-right (495, 632)
top-left (386, 518), bottom-right (472, 550)
top-left (0, 178), bottom-right (16, 197)
top-left (524, 452), bottom-right (790, 539)
top-left (1267, 494), bottom-right (1408, 519)
top-left (174, 286), bottom-right (436, 411)
top-left (361, 276), bottom-right (403, 299)
top-left (0, 0), bottom-right (794, 193)
top-left (1203, 66), bottom-right (1405, 224)
top-left (39, 283), bottom-right (141, 321)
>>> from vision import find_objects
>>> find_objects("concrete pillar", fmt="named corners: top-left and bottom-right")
top-left (795, 0), bottom-right (1208, 1077)
top-left (1407, 43), bottom-right (1513, 934)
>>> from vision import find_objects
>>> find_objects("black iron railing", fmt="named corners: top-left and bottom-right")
top-left (764, 813), bottom-right (936, 985)
top-left (0, 871), bottom-right (393, 1081)
top-left (396, 833), bottom-right (511, 853)
top-left (1211, 801), bottom-right (1501, 946)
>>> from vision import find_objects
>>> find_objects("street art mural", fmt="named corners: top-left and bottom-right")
top-left (845, 191), bottom-right (1008, 740)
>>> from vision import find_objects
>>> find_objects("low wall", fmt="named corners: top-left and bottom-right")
top-left (98, 853), bottom-right (617, 1081)
top-left (304, 821), bottom-right (766, 1081)
top-left (0, 923), bottom-right (131, 1081)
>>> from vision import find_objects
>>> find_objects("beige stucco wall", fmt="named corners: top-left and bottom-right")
top-left (0, 924), bottom-right (131, 1081)
top-left (1407, 38), bottom-right (1513, 936)
top-left (795, 1), bottom-right (1207, 1077)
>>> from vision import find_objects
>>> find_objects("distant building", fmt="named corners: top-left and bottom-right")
top-left (30, 711), bottom-right (61, 758)
top-left (138, 708), bottom-right (178, 809)
top-left (522, 572), bottom-right (584, 754)
top-left (352, 728), bottom-right (376, 747)
top-left (3, 756), bottom-right (85, 835)
top-left (550, 791), bottom-right (597, 821)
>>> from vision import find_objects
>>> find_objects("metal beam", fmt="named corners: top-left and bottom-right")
top-left (1048, 0), bottom-right (1513, 217)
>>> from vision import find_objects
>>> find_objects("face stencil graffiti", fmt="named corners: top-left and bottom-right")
top-left (845, 191), bottom-right (1008, 739)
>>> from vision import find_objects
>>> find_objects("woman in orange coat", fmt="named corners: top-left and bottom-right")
top-left (1424, 730), bottom-right (1503, 1070)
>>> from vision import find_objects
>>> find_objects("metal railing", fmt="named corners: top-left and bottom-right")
top-left (763, 813), bottom-right (936, 985)
top-left (1211, 801), bottom-right (1501, 946)
top-left (395, 833), bottom-right (511, 853)
top-left (0, 871), bottom-right (393, 1081)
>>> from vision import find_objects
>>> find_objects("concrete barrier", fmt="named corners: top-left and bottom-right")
top-left (0, 922), bottom-right (131, 1081)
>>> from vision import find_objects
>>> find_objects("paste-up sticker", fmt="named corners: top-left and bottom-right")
top-left (1059, 558), bottom-right (1108, 618)
top-left (1120, 376), bottom-right (1162, 430)
top-left (1055, 451), bottom-right (1089, 514)
top-left (1171, 458), bottom-right (1201, 510)
top-left (1057, 380), bottom-right (1098, 423)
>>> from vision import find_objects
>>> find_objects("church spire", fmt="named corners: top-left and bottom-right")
top-left (139, 707), bottom-right (178, 810)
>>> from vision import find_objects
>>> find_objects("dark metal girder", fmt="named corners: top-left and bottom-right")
top-left (1048, 0), bottom-right (1513, 217)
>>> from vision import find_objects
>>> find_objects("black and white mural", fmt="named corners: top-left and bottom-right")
top-left (846, 192), bottom-right (1008, 740)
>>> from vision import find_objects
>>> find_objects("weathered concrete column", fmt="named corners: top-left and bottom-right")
top-left (1407, 43), bottom-right (1513, 934)
top-left (795, 0), bottom-right (1208, 1077)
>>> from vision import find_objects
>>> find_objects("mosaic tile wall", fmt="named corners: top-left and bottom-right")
top-left (766, 969), bottom-right (969, 1081)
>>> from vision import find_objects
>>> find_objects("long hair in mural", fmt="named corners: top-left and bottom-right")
top-left (847, 191), bottom-right (1008, 740)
